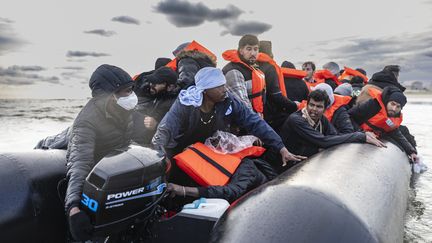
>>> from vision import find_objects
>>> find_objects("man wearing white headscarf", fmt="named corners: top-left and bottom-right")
top-left (153, 67), bottom-right (305, 165)
top-left (153, 67), bottom-right (305, 202)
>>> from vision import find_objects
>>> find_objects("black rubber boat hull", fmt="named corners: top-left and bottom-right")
top-left (210, 142), bottom-right (411, 243)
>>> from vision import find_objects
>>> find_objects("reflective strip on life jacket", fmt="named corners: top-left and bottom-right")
top-left (360, 88), bottom-right (403, 134)
top-left (257, 53), bottom-right (287, 97)
top-left (324, 94), bottom-right (352, 121)
top-left (281, 67), bottom-right (308, 79)
top-left (223, 49), bottom-right (266, 113)
top-left (338, 66), bottom-right (368, 84)
top-left (166, 40), bottom-right (217, 71)
top-left (314, 69), bottom-right (342, 86)
top-left (174, 142), bottom-right (266, 186)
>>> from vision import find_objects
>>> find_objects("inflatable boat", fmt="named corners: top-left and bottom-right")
top-left (0, 142), bottom-right (410, 243)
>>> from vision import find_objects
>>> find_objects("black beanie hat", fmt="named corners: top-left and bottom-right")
top-left (387, 92), bottom-right (407, 108)
top-left (281, 61), bottom-right (296, 69)
top-left (89, 64), bottom-right (134, 97)
top-left (155, 57), bottom-right (172, 69)
top-left (148, 66), bottom-right (177, 85)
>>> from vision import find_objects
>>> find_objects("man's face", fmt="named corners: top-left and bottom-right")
top-left (302, 64), bottom-right (315, 80)
top-left (204, 85), bottom-right (227, 103)
top-left (386, 101), bottom-right (402, 117)
top-left (306, 98), bottom-right (326, 122)
top-left (239, 44), bottom-right (259, 65)
top-left (150, 82), bottom-right (167, 95)
top-left (115, 86), bottom-right (133, 98)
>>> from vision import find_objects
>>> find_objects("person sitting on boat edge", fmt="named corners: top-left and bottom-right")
top-left (65, 64), bottom-right (137, 241)
top-left (273, 89), bottom-right (385, 172)
top-left (348, 85), bottom-right (418, 162)
top-left (152, 67), bottom-right (306, 203)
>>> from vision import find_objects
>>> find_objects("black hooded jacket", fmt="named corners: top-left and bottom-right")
top-left (349, 86), bottom-right (416, 155)
top-left (280, 110), bottom-right (366, 157)
top-left (176, 50), bottom-right (216, 89)
top-left (368, 70), bottom-right (406, 92)
top-left (65, 65), bottom-right (134, 212)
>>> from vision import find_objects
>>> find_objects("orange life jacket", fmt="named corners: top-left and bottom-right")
top-left (174, 142), bottom-right (266, 186)
top-left (257, 53), bottom-right (287, 97)
top-left (314, 69), bottom-right (342, 86)
top-left (166, 40), bottom-right (217, 71)
top-left (297, 99), bottom-right (307, 110)
top-left (281, 67), bottom-right (308, 79)
top-left (324, 95), bottom-right (352, 121)
top-left (338, 66), bottom-right (368, 84)
top-left (303, 78), bottom-right (324, 91)
top-left (223, 50), bottom-right (266, 113)
top-left (360, 88), bottom-right (403, 134)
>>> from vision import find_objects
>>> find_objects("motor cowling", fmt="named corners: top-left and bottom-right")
top-left (81, 146), bottom-right (167, 237)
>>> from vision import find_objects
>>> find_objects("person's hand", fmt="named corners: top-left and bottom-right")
top-left (409, 153), bottom-right (419, 163)
top-left (365, 132), bottom-right (386, 148)
top-left (280, 147), bottom-right (307, 167)
top-left (253, 139), bottom-right (263, 147)
top-left (68, 208), bottom-right (93, 241)
top-left (167, 183), bottom-right (185, 198)
top-left (144, 116), bottom-right (158, 130)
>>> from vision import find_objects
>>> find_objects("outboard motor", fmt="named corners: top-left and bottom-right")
top-left (80, 146), bottom-right (168, 238)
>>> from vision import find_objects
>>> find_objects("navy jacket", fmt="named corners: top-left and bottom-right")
top-left (152, 94), bottom-right (285, 154)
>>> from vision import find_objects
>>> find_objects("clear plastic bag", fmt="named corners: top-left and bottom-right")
top-left (205, 130), bottom-right (258, 154)
top-left (413, 155), bottom-right (428, 174)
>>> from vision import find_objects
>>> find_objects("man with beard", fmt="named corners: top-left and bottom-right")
top-left (133, 66), bottom-right (178, 145)
top-left (349, 86), bottom-right (418, 162)
top-left (65, 64), bottom-right (138, 241)
top-left (222, 35), bottom-right (266, 116)
top-left (276, 89), bottom-right (385, 172)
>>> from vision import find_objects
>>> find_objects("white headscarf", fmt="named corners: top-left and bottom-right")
top-left (179, 67), bottom-right (227, 107)
top-left (312, 83), bottom-right (334, 108)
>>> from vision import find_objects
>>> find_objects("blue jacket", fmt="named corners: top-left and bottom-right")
top-left (152, 94), bottom-right (285, 153)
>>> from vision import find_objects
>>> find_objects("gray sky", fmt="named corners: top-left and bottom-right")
top-left (1, 0), bottom-right (431, 98)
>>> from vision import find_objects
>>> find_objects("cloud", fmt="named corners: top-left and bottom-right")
top-left (66, 51), bottom-right (110, 58)
top-left (0, 66), bottom-right (59, 85)
top-left (314, 30), bottom-right (432, 81)
top-left (154, 0), bottom-right (271, 36)
top-left (0, 20), bottom-right (24, 55)
top-left (220, 20), bottom-right (272, 36)
top-left (0, 17), bottom-right (14, 24)
top-left (56, 66), bottom-right (85, 70)
top-left (84, 29), bottom-right (116, 37)
top-left (154, 0), bottom-right (242, 27)
top-left (111, 16), bottom-right (140, 25)
top-left (61, 71), bottom-right (87, 81)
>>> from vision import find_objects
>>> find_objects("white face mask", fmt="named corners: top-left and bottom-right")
top-left (115, 92), bottom-right (138, 110)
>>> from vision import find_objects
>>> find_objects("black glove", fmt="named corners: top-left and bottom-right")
top-left (68, 211), bottom-right (93, 241)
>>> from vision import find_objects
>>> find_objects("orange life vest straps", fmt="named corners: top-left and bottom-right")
top-left (324, 95), bottom-right (352, 121)
top-left (257, 53), bottom-right (287, 97)
top-left (281, 67), bottom-right (307, 79)
top-left (166, 40), bottom-right (217, 71)
top-left (360, 88), bottom-right (403, 134)
top-left (338, 66), bottom-right (368, 84)
top-left (314, 69), bottom-right (342, 86)
top-left (174, 142), bottom-right (266, 186)
top-left (223, 50), bottom-right (266, 113)
top-left (303, 79), bottom-right (324, 91)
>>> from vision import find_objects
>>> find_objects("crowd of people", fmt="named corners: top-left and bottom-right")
top-left (36, 34), bottom-right (419, 241)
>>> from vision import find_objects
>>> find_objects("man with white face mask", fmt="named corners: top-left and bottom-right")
top-left (65, 64), bottom-right (137, 241)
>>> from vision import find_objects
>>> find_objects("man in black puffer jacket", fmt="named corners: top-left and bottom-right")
top-left (65, 64), bottom-right (137, 241)
top-left (171, 41), bottom-right (217, 89)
